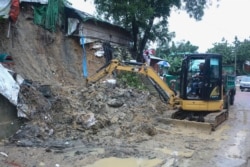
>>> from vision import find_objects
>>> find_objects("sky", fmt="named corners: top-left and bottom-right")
top-left (69, 0), bottom-right (250, 52)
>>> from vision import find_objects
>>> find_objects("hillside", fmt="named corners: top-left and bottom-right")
top-left (0, 11), bottom-right (103, 86)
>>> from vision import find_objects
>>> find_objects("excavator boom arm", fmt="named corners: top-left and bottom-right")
top-left (86, 59), bottom-right (177, 105)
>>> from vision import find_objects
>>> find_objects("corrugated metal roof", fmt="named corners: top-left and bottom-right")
top-left (150, 55), bottom-right (164, 61)
top-left (65, 6), bottom-right (127, 31)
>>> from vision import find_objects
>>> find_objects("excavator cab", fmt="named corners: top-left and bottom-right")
top-left (171, 53), bottom-right (231, 130)
top-left (179, 54), bottom-right (223, 111)
top-left (180, 53), bottom-right (222, 100)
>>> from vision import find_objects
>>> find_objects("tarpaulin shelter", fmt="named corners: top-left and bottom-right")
top-left (0, 0), bottom-right (20, 22)
top-left (33, 0), bottom-right (59, 32)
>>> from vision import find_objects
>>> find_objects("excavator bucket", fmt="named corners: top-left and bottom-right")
top-left (157, 109), bottom-right (229, 132)
top-left (157, 117), bottom-right (213, 134)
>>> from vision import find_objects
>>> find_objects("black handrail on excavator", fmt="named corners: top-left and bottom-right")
top-left (86, 59), bottom-right (179, 106)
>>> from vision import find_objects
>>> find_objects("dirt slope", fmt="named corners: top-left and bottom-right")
top-left (0, 9), bottom-right (105, 86)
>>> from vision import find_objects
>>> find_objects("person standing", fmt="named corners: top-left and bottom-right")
top-left (143, 51), bottom-right (151, 66)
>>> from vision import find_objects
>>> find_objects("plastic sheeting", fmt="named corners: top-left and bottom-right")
top-left (33, 0), bottom-right (59, 32)
top-left (19, 0), bottom-right (48, 4)
top-left (67, 18), bottom-right (79, 35)
top-left (0, 64), bottom-right (28, 118)
top-left (0, 0), bottom-right (48, 19)
top-left (0, 0), bottom-right (11, 18)
top-left (9, 0), bottom-right (20, 22)
top-left (0, 64), bottom-right (20, 106)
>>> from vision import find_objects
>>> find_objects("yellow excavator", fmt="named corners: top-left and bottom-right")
top-left (86, 53), bottom-right (236, 130)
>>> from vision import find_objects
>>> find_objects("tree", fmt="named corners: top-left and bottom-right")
top-left (207, 39), bottom-right (234, 64)
top-left (207, 37), bottom-right (250, 75)
top-left (93, 0), bottom-right (214, 62)
top-left (169, 41), bottom-right (199, 55)
top-left (232, 37), bottom-right (250, 64)
top-left (156, 40), bottom-right (199, 75)
top-left (233, 37), bottom-right (250, 74)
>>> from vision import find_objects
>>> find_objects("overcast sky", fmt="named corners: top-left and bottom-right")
top-left (69, 0), bottom-right (250, 52)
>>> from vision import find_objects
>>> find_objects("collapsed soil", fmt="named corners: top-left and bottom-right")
top-left (0, 8), bottom-right (249, 167)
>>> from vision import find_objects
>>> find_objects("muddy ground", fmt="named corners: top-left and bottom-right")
top-left (0, 86), bottom-right (249, 167)
top-left (0, 9), bottom-right (250, 167)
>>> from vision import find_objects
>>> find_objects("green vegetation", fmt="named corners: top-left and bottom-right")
top-left (156, 41), bottom-right (199, 75)
top-left (116, 71), bottom-right (147, 90)
top-left (207, 37), bottom-right (250, 75)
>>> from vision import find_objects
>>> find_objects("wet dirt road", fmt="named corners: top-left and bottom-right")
top-left (208, 88), bottom-right (250, 167)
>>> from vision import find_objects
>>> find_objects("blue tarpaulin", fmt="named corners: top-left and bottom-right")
top-left (157, 60), bottom-right (170, 67)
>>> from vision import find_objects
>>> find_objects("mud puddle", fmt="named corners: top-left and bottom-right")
top-left (84, 157), bottom-right (163, 167)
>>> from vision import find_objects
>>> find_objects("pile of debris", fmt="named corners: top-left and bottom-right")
top-left (6, 75), bottom-right (169, 148)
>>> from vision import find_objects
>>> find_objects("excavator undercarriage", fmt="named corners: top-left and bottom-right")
top-left (151, 80), bottom-right (229, 131)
